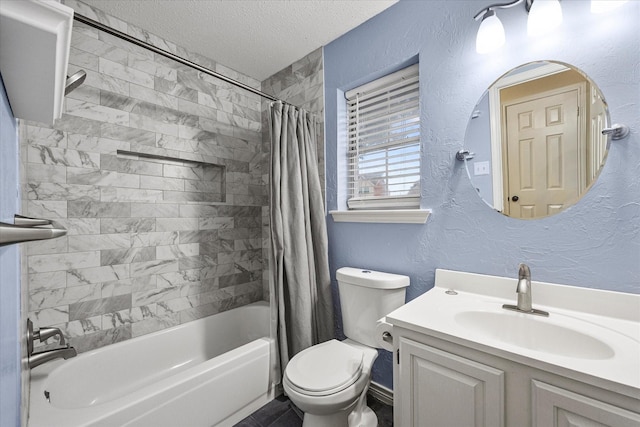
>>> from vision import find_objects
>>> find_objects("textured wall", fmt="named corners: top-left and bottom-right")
top-left (261, 48), bottom-right (325, 297)
top-left (23, 0), bottom-right (267, 354)
top-left (324, 0), bottom-right (639, 389)
top-left (0, 75), bottom-right (21, 427)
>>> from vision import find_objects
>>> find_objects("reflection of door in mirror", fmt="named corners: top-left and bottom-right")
top-left (493, 67), bottom-right (595, 218)
top-left (589, 86), bottom-right (608, 184)
top-left (503, 84), bottom-right (582, 218)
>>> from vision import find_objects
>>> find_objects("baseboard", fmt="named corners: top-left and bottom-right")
top-left (368, 381), bottom-right (393, 406)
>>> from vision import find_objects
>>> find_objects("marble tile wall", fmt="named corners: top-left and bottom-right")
top-left (260, 49), bottom-right (325, 297)
top-left (22, 0), bottom-right (267, 353)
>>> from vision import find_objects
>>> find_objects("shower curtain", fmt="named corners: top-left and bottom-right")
top-left (269, 101), bottom-right (333, 383)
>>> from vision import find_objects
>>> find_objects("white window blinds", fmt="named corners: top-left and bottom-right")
top-left (346, 64), bottom-right (420, 210)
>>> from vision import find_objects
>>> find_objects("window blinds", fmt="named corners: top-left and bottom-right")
top-left (346, 64), bottom-right (420, 209)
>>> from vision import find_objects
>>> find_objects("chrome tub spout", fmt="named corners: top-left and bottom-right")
top-left (27, 319), bottom-right (77, 369)
top-left (29, 346), bottom-right (77, 369)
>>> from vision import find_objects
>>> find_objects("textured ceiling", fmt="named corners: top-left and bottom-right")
top-left (80, 0), bottom-right (398, 81)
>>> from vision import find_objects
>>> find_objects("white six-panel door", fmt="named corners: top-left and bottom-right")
top-left (503, 84), bottom-right (584, 218)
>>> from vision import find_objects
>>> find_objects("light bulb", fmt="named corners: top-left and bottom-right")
top-left (527, 0), bottom-right (563, 37)
top-left (591, 0), bottom-right (628, 14)
top-left (476, 11), bottom-right (505, 54)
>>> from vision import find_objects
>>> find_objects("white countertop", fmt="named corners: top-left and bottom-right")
top-left (386, 269), bottom-right (640, 394)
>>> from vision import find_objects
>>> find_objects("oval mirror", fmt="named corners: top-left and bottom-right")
top-left (463, 61), bottom-right (610, 219)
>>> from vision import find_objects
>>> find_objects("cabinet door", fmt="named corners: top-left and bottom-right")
top-left (532, 380), bottom-right (640, 427)
top-left (398, 338), bottom-right (505, 427)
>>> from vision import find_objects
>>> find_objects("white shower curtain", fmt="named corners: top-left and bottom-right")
top-left (268, 101), bottom-right (333, 383)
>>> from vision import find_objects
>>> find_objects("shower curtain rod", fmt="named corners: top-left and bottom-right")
top-left (73, 13), bottom-right (281, 103)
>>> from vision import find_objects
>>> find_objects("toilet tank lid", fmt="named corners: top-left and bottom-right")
top-left (336, 267), bottom-right (410, 289)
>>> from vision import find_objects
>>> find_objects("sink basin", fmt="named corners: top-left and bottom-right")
top-left (454, 311), bottom-right (615, 360)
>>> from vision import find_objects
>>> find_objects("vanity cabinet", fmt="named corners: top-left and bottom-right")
top-left (393, 330), bottom-right (640, 427)
top-left (398, 337), bottom-right (505, 427)
top-left (532, 381), bottom-right (640, 427)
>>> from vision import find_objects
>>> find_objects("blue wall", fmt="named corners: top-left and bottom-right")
top-left (324, 0), bottom-right (639, 389)
top-left (0, 74), bottom-right (21, 425)
top-left (464, 94), bottom-right (493, 205)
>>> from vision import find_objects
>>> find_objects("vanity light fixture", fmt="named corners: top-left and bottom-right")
top-left (527, 0), bottom-right (563, 36)
top-left (474, 0), bottom-right (564, 54)
top-left (475, 10), bottom-right (505, 54)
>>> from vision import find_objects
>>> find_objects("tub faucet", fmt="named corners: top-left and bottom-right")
top-left (28, 347), bottom-right (77, 369)
top-left (34, 326), bottom-right (67, 346)
top-left (502, 263), bottom-right (549, 317)
top-left (27, 319), bottom-right (77, 369)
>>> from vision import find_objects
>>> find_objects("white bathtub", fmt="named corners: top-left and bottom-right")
top-left (29, 301), bottom-right (275, 427)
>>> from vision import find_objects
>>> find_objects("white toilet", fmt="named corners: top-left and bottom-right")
top-left (283, 267), bottom-right (409, 427)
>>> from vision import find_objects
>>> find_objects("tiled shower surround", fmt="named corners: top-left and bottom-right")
top-left (23, 0), bottom-right (267, 352)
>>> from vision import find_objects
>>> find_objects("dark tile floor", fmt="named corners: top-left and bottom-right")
top-left (234, 394), bottom-right (393, 427)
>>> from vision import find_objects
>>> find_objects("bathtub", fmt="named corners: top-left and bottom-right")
top-left (29, 301), bottom-right (275, 427)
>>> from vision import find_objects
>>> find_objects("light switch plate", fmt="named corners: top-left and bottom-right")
top-left (474, 161), bottom-right (490, 176)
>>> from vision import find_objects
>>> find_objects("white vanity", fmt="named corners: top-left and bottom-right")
top-left (386, 269), bottom-right (640, 427)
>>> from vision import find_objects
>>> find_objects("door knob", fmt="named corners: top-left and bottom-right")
top-left (511, 196), bottom-right (519, 202)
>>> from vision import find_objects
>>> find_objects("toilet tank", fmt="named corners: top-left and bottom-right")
top-left (337, 267), bottom-right (410, 348)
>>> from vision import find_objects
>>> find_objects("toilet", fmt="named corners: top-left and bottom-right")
top-left (283, 267), bottom-right (409, 427)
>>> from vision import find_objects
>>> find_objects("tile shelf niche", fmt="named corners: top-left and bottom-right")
top-left (116, 150), bottom-right (226, 204)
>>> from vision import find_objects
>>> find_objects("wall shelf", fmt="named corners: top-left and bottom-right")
top-left (0, 0), bottom-right (74, 124)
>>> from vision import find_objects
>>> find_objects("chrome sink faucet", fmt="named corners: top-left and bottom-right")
top-left (516, 263), bottom-right (532, 312)
top-left (27, 319), bottom-right (77, 369)
top-left (503, 263), bottom-right (549, 317)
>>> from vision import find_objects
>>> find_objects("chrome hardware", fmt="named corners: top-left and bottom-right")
top-left (502, 263), bottom-right (549, 317)
top-left (14, 214), bottom-right (52, 226)
top-left (602, 123), bottom-right (630, 140)
top-left (27, 319), bottom-right (77, 369)
top-left (445, 289), bottom-right (458, 295)
top-left (516, 263), bottom-right (532, 311)
top-left (456, 149), bottom-right (475, 161)
top-left (28, 347), bottom-right (77, 369)
top-left (382, 331), bottom-right (393, 344)
top-left (0, 215), bottom-right (67, 246)
top-left (502, 304), bottom-right (549, 316)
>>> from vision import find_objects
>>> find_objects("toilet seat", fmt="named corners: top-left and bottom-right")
top-left (285, 339), bottom-right (364, 396)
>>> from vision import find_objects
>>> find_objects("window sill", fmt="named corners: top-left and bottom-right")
top-left (329, 209), bottom-right (431, 224)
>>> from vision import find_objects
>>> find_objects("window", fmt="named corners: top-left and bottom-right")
top-left (346, 64), bottom-right (420, 210)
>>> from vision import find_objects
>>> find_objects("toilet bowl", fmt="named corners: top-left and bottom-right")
top-left (283, 267), bottom-right (410, 427)
top-left (283, 339), bottom-right (378, 427)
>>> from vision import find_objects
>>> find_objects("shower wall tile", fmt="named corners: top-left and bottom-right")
top-left (28, 271), bottom-right (67, 292)
top-left (23, 0), bottom-right (267, 352)
top-left (25, 238), bottom-right (69, 258)
top-left (131, 231), bottom-right (180, 248)
top-left (101, 123), bottom-right (155, 145)
top-left (29, 284), bottom-right (102, 312)
top-left (69, 294), bottom-right (131, 321)
top-left (68, 234), bottom-right (131, 251)
top-left (28, 251), bottom-right (101, 273)
top-left (65, 98), bottom-right (130, 125)
top-left (66, 264), bottom-right (130, 287)
top-left (28, 145), bottom-right (100, 169)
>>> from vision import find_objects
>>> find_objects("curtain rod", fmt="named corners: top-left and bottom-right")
top-left (73, 13), bottom-right (280, 103)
